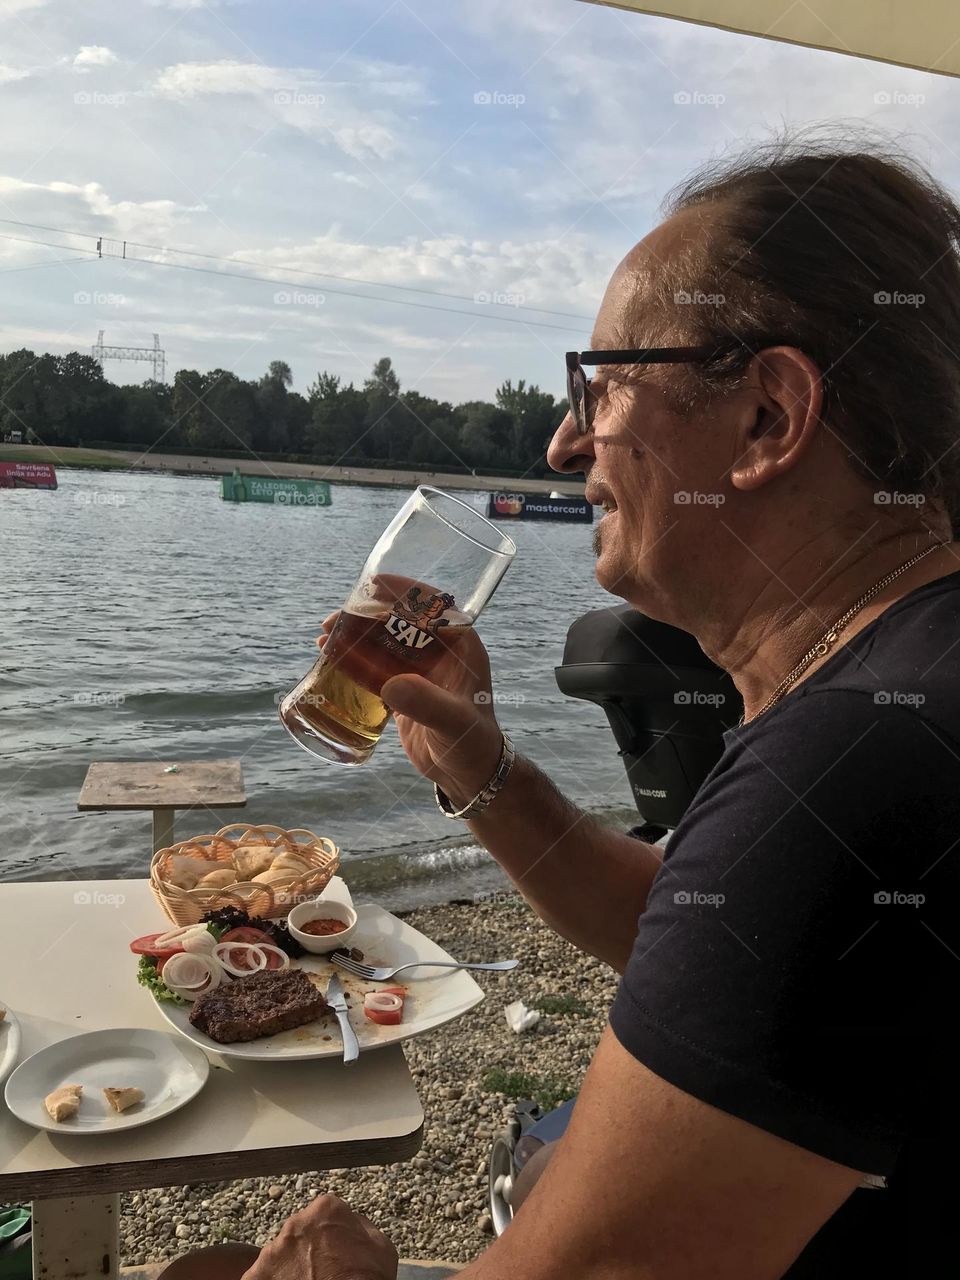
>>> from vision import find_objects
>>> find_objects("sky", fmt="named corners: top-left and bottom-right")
top-left (0, 0), bottom-right (958, 403)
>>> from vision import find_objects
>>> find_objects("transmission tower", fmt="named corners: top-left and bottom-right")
top-left (92, 331), bottom-right (166, 383)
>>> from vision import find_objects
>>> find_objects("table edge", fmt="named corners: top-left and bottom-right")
top-left (0, 1121), bottom-right (424, 1201)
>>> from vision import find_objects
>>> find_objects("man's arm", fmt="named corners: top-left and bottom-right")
top-left (461, 1026), bottom-right (863, 1280)
top-left (465, 753), bottom-right (662, 972)
top-left (373, 623), bottom-right (661, 972)
top-left (240, 1029), bottom-right (863, 1280)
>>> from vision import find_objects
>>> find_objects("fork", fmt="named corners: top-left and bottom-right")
top-left (329, 952), bottom-right (519, 981)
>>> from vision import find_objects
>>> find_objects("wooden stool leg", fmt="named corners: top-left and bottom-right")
top-left (32, 1193), bottom-right (119, 1279)
top-left (153, 808), bottom-right (175, 854)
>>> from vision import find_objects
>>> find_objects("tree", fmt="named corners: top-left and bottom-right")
top-left (495, 379), bottom-right (562, 468)
top-left (362, 357), bottom-right (401, 458)
top-left (254, 360), bottom-right (293, 453)
top-left (458, 400), bottom-right (514, 469)
top-left (306, 372), bottom-right (367, 459)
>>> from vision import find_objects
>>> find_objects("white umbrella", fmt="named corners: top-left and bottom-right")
top-left (580, 1), bottom-right (960, 78)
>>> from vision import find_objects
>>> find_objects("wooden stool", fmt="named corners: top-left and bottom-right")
top-left (77, 760), bottom-right (247, 854)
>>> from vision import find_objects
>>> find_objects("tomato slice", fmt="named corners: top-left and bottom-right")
top-left (364, 1006), bottom-right (402, 1025)
top-left (130, 933), bottom-right (185, 960)
top-left (363, 990), bottom-right (404, 1025)
top-left (219, 927), bottom-right (283, 970)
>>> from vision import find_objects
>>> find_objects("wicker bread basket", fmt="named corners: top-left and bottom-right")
top-left (150, 823), bottom-right (340, 925)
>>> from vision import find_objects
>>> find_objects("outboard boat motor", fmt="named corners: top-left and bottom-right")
top-left (555, 603), bottom-right (742, 842)
top-left (488, 606), bottom-right (742, 1236)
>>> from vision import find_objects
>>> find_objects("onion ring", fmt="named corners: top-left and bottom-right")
top-left (213, 941), bottom-right (267, 977)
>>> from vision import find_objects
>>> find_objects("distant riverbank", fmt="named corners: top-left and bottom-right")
top-left (0, 444), bottom-right (585, 496)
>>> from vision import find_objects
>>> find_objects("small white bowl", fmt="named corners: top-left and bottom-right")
top-left (287, 898), bottom-right (358, 954)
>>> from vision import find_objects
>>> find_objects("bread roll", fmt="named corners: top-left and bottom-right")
top-left (45, 1084), bottom-right (82, 1122)
top-left (103, 1086), bottom-right (145, 1113)
top-left (233, 845), bottom-right (275, 880)
top-left (269, 851), bottom-right (310, 878)
top-left (165, 856), bottom-right (209, 891)
top-left (252, 866), bottom-right (292, 887)
top-left (195, 868), bottom-right (237, 890)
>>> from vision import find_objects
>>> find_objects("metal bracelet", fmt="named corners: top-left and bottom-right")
top-left (435, 733), bottom-right (515, 820)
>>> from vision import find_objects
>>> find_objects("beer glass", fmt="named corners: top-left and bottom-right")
top-left (279, 486), bottom-right (516, 765)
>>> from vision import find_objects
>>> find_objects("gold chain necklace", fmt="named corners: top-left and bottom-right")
top-left (738, 542), bottom-right (945, 728)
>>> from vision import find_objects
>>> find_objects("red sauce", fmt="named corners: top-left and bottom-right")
top-left (301, 916), bottom-right (349, 936)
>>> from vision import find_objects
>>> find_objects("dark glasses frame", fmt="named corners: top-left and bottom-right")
top-left (565, 346), bottom-right (739, 435)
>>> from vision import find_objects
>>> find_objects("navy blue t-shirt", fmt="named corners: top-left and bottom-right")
top-left (610, 569), bottom-right (960, 1277)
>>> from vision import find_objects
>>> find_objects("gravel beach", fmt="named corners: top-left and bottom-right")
top-left (119, 894), bottom-right (618, 1268)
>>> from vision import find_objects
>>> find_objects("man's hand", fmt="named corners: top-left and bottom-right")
top-left (318, 612), bottom-right (505, 807)
top-left (241, 1194), bottom-right (397, 1280)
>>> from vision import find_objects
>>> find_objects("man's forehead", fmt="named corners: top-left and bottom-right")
top-left (590, 207), bottom-right (709, 348)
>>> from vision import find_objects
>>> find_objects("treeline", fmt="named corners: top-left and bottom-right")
top-left (0, 351), bottom-right (568, 475)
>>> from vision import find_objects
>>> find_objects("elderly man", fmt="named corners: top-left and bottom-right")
top-left (165, 137), bottom-right (957, 1279)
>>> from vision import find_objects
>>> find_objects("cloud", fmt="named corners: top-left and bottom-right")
top-left (0, 175), bottom-right (206, 238)
top-left (0, 0), bottom-right (47, 14)
top-left (73, 46), bottom-right (118, 71)
top-left (0, 65), bottom-right (31, 85)
top-left (150, 60), bottom-right (285, 100)
top-left (147, 58), bottom-right (424, 160)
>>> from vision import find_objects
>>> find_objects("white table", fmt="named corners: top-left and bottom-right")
top-left (0, 880), bottom-right (424, 1278)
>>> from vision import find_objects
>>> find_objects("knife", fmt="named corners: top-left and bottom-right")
top-left (325, 974), bottom-right (359, 1065)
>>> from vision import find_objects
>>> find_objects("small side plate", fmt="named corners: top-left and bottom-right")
top-left (0, 1000), bottom-right (21, 1092)
top-left (4, 1028), bottom-right (209, 1134)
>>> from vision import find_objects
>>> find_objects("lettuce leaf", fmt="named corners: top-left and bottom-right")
top-left (136, 955), bottom-right (186, 1005)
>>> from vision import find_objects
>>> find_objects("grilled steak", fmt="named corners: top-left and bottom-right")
top-left (189, 968), bottom-right (327, 1044)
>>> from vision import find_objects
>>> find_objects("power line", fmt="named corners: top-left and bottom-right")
top-left (0, 215), bottom-right (595, 324)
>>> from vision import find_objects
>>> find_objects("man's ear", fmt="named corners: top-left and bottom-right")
top-left (729, 347), bottom-right (823, 492)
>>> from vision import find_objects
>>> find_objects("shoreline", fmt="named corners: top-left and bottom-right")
top-left (0, 444), bottom-right (585, 496)
top-left (119, 894), bottom-right (615, 1267)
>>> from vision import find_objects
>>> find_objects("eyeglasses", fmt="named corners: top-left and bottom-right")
top-left (565, 346), bottom-right (738, 436)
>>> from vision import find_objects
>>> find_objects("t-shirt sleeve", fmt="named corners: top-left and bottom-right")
top-left (609, 688), bottom-right (954, 1176)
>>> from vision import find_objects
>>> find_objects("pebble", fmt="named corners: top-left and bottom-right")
top-left (117, 896), bottom-right (616, 1268)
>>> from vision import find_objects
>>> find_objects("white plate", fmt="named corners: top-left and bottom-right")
top-left (152, 903), bottom-right (485, 1061)
top-left (4, 1028), bottom-right (210, 1134)
top-left (0, 999), bottom-right (21, 1091)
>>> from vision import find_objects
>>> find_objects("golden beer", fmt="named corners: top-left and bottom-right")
top-left (278, 487), bottom-right (515, 766)
top-left (279, 601), bottom-right (467, 765)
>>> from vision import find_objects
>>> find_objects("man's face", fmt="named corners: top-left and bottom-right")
top-left (547, 212), bottom-right (737, 622)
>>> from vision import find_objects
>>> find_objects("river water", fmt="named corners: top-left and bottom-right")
top-left (0, 469), bottom-right (636, 908)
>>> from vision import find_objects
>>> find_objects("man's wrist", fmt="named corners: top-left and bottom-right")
top-left (436, 733), bottom-right (515, 820)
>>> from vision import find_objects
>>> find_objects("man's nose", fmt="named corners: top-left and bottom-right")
top-left (547, 410), bottom-right (595, 474)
